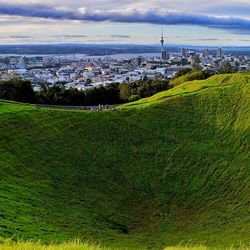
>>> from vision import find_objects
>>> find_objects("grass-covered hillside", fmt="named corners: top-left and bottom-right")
top-left (169, 70), bottom-right (211, 87)
top-left (0, 73), bottom-right (249, 249)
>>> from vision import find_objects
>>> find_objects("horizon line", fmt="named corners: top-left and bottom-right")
top-left (1, 42), bottom-right (250, 48)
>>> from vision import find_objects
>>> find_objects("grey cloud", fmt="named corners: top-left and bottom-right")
top-left (97, 34), bottom-right (131, 38)
top-left (109, 35), bottom-right (131, 38)
top-left (9, 35), bottom-right (31, 39)
top-left (205, 4), bottom-right (250, 16)
top-left (1, 3), bottom-right (250, 34)
top-left (51, 35), bottom-right (88, 38)
top-left (193, 38), bottom-right (220, 41)
top-left (87, 39), bottom-right (117, 42)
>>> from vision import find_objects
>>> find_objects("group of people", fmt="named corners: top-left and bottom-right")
top-left (90, 104), bottom-right (118, 111)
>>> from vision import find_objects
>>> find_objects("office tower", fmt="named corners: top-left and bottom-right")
top-left (217, 48), bottom-right (223, 58)
top-left (137, 56), bottom-right (143, 66)
top-left (203, 48), bottom-right (209, 58)
top-left (180, 48), bottom-right (186, 58)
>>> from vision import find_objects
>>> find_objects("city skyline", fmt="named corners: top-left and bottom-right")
top-left (1, 0), bottom-right (250, 45)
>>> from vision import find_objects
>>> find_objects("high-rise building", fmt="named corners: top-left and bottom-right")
top-left (161, 51), bottom-right (167, 61)
top-left (180, 48), bottom-right (186, 58)
top-left (189, 56), bottom-right (196, 66)
top-left (217, 48), bottom-right (223, 58)
top-left (137, 56), bottom-right (143, 66)
top-left (203, 48), bottom-right (210, 58)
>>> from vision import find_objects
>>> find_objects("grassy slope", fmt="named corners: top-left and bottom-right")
top-left (169, 70), bottom-right (205, 87)
top-left (0, 73), bottom-right (249, 249)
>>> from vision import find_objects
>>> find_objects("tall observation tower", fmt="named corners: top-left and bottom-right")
top-left (161, 29), bottom-right (164, 51)
top-left (160, 29), bottom-right (167, 61)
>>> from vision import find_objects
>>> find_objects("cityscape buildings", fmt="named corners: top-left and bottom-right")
top-left (0, 33), bottom-right (248, 91)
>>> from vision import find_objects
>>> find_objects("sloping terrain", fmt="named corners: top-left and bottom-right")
top-left (169, 70), bottom-right (207, 87)
top-left (0, 73), bottom-right (249, 249)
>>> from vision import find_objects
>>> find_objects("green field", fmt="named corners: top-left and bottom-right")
top-left (0, 73), bottom-right (249, 249)
top-left (0, 242), bottom-right (250, 250)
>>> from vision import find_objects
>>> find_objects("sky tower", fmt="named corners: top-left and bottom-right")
top-left (161, 29), bottom-right (164, 52)
top-left (160, 29), bottom-right (167, 61)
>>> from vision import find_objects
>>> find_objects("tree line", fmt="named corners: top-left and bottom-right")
top-left (0, 78), bottom-right (171, 106)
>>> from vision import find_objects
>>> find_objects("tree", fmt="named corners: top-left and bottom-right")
top-left (129, 95), bottom-right (140, 102)
top-left (218, 64), bottom-right (237, 74)
top-left (0, 79), bottom-right (35, 103)
top-left (174, 68), bottom-right (192, 78)
top-left (193, 56), bottom-right (201, 70)
top-left (119, 83), bottom-right (130, 102)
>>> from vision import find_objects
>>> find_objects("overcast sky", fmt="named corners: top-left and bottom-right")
top-left (1, 0), bottom-right (250, 45)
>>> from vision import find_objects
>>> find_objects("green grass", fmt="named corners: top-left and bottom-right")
top-left (0, 240), bottom-right (107, 250)
top-left (164, 247), bottom-right (250, 250)
top-left (169, 70), bottom-right (206, 87)
top-left (0, 73), bottom-right (249, 249)
top-left (0, 241), bottom-right (249, 250)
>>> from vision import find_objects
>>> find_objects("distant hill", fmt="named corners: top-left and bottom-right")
top-left (0, 44), bottom-right (162, 55)
top-left (0, 73), bottom-right (249, 249)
